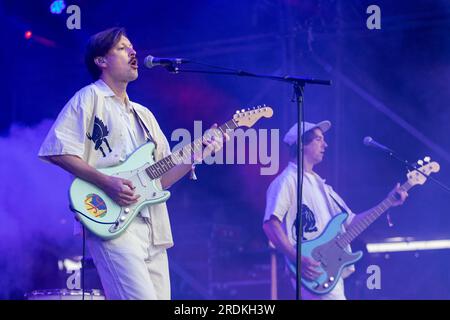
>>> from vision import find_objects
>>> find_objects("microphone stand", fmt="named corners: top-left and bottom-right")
top-left (159, 61), bottom-right (331, 300)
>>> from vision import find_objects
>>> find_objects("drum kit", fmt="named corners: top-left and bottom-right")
top-left (25, 289), bottom-right (105, 300)
top-left (25, 256), bottom-right (105, 300)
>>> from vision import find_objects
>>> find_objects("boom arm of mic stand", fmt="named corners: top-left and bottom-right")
top-left (168, 67), bottom-right (332, 87)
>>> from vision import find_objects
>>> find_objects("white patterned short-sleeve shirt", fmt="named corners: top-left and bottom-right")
top-left (38, 79), bottom-right (174, 248)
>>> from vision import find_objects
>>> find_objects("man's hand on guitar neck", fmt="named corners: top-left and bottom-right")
top-left (348, 182), bottom-right (409, 231)
top-left (389, 182), bottom-right (409, 207)
top-left (161, 124), bottom-right (230, 189)
top-left (193, 123), bottom-right (231, 163)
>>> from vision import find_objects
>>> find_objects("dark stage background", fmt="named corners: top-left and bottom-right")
top-left (1, 0), bottom-right (449, 299)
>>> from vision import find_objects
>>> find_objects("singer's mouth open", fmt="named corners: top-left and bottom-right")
top-left (129, 58), bottom-right (138, 69)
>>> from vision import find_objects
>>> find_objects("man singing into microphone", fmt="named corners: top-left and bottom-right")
top-left (38, 27), bottom-right (226, 300)
top-left (263, 121), bottom-right (408, 300)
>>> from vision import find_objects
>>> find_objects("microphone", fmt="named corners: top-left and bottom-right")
top-left (144, 55), bottom-right (189, 68)
top-left (363, 136), bottom-right (394, 153)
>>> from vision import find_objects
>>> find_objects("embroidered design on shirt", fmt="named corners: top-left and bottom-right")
top-left (86, 116), bottom-right (112, 157)
top-left (293, 204), bottom-right (318, 241)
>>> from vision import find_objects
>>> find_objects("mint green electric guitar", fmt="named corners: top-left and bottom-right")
top-left (69, 106), bottom-right (273, 239)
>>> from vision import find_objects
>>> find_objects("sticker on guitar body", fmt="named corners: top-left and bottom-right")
top-left (84, 194), bottom-right (108, 218)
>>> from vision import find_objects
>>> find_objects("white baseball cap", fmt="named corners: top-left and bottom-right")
top-left (283, 120), bottom-right (331, 146)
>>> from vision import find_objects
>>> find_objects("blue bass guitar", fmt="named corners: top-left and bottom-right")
top-left (288, 160), bottom-right (440, 295)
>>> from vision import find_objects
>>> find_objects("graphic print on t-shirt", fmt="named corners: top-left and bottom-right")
top-left (292, 204), bottom-right (318, 241)
top-left (86, 116), bottom-right (112, 157)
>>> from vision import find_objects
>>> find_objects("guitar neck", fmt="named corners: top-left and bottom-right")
top-left (337, 181), bottom-right (413, 247)
top-left (144, 119), bottom-right (238, 179)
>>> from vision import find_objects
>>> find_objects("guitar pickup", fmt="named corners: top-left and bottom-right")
top-left (137, 172), bottom-right (148, 187)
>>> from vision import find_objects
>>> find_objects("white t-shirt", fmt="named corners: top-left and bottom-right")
top-left (38, 79), bottom-right (174, 248)
top-left (264, 161), bottom-right (356, 299)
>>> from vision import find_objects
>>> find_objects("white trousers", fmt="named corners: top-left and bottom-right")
top-left (86, 216), bottom-right (171, 300)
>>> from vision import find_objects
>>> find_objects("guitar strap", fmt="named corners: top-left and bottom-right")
top-left (131, 104), bottom-right (198, 180)
top-left (131, 106), bottom-right (157, 148)
top-left (329, 193), bottom-right (348, 214)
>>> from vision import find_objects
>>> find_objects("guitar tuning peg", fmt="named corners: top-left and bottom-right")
top-left (236, 110), bottom-right (240, 114)
top-left (241, 109), bottom-right (245, 112)
top-left (424, 156), bottom-right (431, 163)
top-left (417, 159), bottom-right (424, 166)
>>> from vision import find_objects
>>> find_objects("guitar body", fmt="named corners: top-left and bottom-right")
top-left (69, 142), bottom-right (170, 240)
top-left (289, 212), bottom-right (363, 295)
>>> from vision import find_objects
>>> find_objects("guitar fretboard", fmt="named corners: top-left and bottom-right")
top-left (144, 119), bottom-right (238, 179)
top-left (336, 181), bottom-right (413, 248)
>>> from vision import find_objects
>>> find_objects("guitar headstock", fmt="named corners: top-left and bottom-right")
top-left (233, 105), bottom-right (273, 128)
top-left (407, 157), bottom-right (440, 186)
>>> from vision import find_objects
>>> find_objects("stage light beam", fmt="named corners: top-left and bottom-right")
top-left (367, 239), bottom-right (450, 253)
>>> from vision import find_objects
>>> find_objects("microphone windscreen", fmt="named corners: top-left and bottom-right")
top-left (363, 136), bottom-right (373, 146)
top-left (143, 55), bottom-right (155, 68)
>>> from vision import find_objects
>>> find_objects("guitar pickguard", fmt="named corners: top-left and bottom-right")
top-left (107, 165), bottom-right (169, 234)
top-left (308, 236), bottom-right (362, 293)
